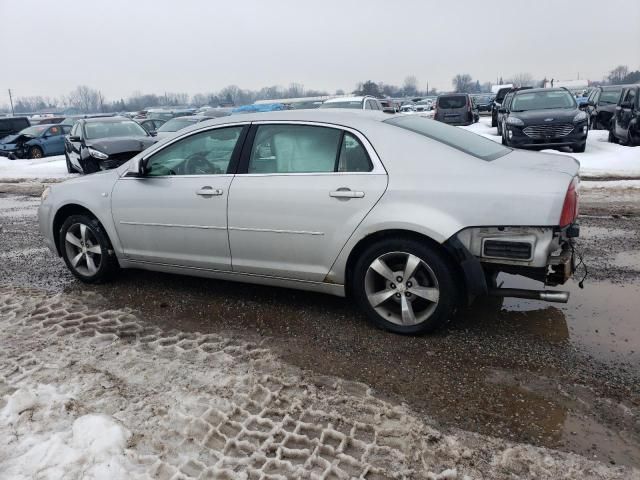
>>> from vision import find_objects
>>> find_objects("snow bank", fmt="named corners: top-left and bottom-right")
top-left (0, 384), bottom-right (136, 480)
top-left (461, 118), bottom-right (640, 179)
top-left (0, 155), bottom-right (73, 180)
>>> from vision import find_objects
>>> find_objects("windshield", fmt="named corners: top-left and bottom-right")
top-left (83, 120), bottom-right (148, 139)
top-left (511, 91), bottom-right (576, 111)
top-left (19, 126), bottom-right (48, 137)
top-left (599, 90), bottom-right (622, 105)
top-left (384, 116), bottom-right (510, 161)
top-left (319, 101), bottom-right (362, 109)
top-left (158, 118), bottom-right (198, 132)
top-left (437, 95), bottom-right (467, 109)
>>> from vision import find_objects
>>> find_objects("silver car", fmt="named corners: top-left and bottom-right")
top-left (38, 110), bottom-right (580, 334)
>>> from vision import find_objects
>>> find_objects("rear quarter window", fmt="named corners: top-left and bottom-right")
top-left (384, 116), bottom-right (510, 161)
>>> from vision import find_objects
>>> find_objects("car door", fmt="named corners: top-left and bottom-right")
top-left (42, 125), bottom-right (65, 155)
top-left (111, 124), bottom-right (248, 269)
top-left (227, 122), bottom-right (387, 282)
top-left (66, 122), bottom-right (83, 169)
top-left (617, 88), bottom-right (635, 140)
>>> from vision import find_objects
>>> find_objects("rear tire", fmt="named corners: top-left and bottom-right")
top-left (29, 146), bottom-right (44, 159)
top-left (352, 238), bottom-right (458, 335)
top-left (59, 214), bottom-right (118, 283)
top-left (608, 129), bottom-right (618, 144)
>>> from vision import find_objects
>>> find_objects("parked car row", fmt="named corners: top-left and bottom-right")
top-left (579, 84), bottom-right (639, 146)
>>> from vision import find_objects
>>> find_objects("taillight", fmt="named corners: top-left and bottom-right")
top-left (559, 177), bottom-right (579, 226)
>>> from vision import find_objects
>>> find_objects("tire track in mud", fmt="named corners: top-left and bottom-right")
top-left (0, 285), bottom-right (637, 480)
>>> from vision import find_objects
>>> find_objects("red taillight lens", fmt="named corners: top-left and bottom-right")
top-left (559, 177), bottom-right (579, 226)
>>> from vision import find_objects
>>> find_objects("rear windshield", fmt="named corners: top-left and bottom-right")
top-left (599, 90), bottom-right (622, 105)
top-left (437, 95), bottom-right (467, 109)
top-left (511, 90), bottom-right (576, 111)
top-left (385, 116), bottom-right (510, 161)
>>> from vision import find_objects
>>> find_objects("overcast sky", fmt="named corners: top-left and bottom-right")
top-left (1, 0), bottom-right (639, 103)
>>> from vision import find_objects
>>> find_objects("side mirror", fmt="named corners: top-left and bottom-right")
top-left (68, 135), bottom-right (81, 142)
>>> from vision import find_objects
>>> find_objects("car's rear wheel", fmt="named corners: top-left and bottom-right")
top-left (29, 146), bottom-right (43, 159)
top-left (491, 112), bottom-right (497, 127)
top-left (608, 129), bottom-right (618, 144)
top-left (572, 142), bottom-right (586, 153)
top-left (59, 214), bottom-right (118, 283)
top-left (352, 239), bottom-right (458, 334)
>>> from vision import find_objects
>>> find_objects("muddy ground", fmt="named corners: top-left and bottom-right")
top-left (1, 191), bottom-right (639, 473)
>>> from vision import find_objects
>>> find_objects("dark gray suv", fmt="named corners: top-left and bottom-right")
top-left (434, 94), bottom-right (475, 126)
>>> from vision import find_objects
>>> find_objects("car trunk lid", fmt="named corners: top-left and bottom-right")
top-left (492, 149), bottom-right (580, 177)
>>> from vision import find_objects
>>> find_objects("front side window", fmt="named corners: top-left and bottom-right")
top-left (146, 126), bottom-right (243, 176)
top-left (598, 89), bottom-right (621, 105)
top-left (247, 125), bottom-right (372, 174)
top-left (623, 89), bottom-right (636, 106)
top-left (47, 126), bottom-right (62, 136)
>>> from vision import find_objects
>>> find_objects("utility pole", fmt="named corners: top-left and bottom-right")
top-left (8, 89), bottom-right (15, 116)
top-left (426, 81), bottom-right (429, 96)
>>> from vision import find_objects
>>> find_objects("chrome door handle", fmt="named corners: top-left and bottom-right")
top-left (330, 189), bottom-right (365, 199)
top-left (196, 187), bottom-right (223, 196)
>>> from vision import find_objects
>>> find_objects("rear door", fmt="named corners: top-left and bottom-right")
top-left (227, 122), bottom-right (387, 282)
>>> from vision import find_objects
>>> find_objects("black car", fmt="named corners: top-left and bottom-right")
top-left (584, 85), bottom-right (629, 130)
top-left (500, 87), bottom-right (588, 152)
top-left (136, 118), bottom-right (165, 134)
top-left (491, 88), bottom-right (512, 127)
top-left (496, 91), bottom-right (516, 136)
top-left (609, 85), bottom-right (640, 146)
top-left (472, 94), bottom-right (494, 112)
top-left (65, 116), bottom-right (156, 174)
top-left (0, 116), bottom-right (30, 141)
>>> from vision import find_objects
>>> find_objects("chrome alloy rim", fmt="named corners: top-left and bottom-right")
top-left (64, 223), bottom-right (102, 275)
top-left (364, 251), bottom-right (439, 326)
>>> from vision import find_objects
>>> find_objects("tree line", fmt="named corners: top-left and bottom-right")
top-left (2, 64), bottom-right (638, 114)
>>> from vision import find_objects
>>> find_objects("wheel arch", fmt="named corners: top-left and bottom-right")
top-left (342, 229), bottom-right (470, 302)
top-left (52, 203), bottom-right (114, 256)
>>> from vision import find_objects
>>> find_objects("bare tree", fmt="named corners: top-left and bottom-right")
top-left (508, 72), bottom-right (534, 87)
top-left (452, 74), bottom-right (474, 93)
top-left (286, 83), bottom-right (305, 97)
top-left (608, 65), bottom-right (629, 85)
top-left (403, 75), bottom-right (418, 96)
top-left (66, 85), bottom-right (105, 113)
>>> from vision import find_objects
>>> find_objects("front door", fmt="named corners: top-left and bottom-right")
top-left (111, 124), bottom-right (248, 270)
top-left (228, 123), bottom-right (387, 282)
top-left (42, 125), bottom-right (65, 155)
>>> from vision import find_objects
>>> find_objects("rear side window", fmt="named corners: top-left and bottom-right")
top-left (437, 95), bottom-right (467, 109)
top-left (384, 116), bottom-right (510, 161)
top-left (248, 125), bottom-right (372, 173)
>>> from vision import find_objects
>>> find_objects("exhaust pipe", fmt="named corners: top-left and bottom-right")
top-left (488, 288), bottom-right (570, 303)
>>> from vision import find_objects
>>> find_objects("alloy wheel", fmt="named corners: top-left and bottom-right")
top-left (364, 251), bottom-right (440, 326)
top-left (31, 147), bottom-right (43, 159)
top-left (64, 223), bottom-right (103, 276)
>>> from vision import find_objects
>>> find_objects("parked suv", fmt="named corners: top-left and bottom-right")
top-left (500, 88), bottom-right (588, 152)
top-left (319, 96), bottom-right (383, 110)
top-left (433, 94), bottom-right (475, 126)
top-left (584, 85), bottom-right (628, 130)
top-left (609, 85), bottom-right (640, 146)
top-left (0, 116), bottom-right (30, 141)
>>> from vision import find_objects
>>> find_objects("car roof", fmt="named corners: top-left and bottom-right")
top-left (82, 116), bottom-right (134, 123)
top-left (323, 96), bottom-right (369, 103)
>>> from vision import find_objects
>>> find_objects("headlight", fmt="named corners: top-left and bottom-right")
top-left (88, 147), bottom-right (109, 160)
top-left (506, 116), bottom-right (524, 127)
top-left (573, 111), bottom-right (587, 123)
top-left (41, 186), bottom-right (51, 202)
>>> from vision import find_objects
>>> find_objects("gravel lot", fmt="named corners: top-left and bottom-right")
top-left (1, 191), bottom-right (639, 478)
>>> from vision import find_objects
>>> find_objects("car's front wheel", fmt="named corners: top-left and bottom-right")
top-left (65, 153), bottom-right (76, 173)
top-left (29, 146), bottom-right (44, 159)
top-left (572, 142), bottom-right (586, 153)
top-left (59, 214), bottom-right (118, 283)
top-left (352, 239), bottom-right (458, 334)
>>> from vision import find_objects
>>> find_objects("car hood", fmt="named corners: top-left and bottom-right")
top-left (85, 136), bottom-right (156, 155)
top-left (510, 108), bottom-right (578, 123)
top-left (492, 148), bottom-right (580, 177)
top-left (0, 134), bottom-right (21, 145)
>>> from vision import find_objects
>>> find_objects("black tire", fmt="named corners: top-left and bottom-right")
top-left (501, 131), bottom-right (507, 145)
top-left (491, 112), bottom-right (497, 128)
top-left (497, 121), bottom-right (502, 136)
top-left (29, 146), bottom-right (44, 159)
top-left (59, 214), bottom-right (118, 283)
top-left (351, 238), bottom-right (459, 335)
top-left (572, 142), bottom-right (586, 153)
top-left (65, 153), bottom-right (76, 173)
top-left (608, 130), bottom-right (618, 144)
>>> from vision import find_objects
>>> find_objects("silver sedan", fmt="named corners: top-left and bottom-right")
top-left (39, 110), bottom-right (580, 334)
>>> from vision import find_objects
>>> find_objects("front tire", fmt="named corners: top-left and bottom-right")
top-left (572, 142), bottom-right (586, 153)
top-left (352, 239), bottom-right (458, 334)
top-left (65, 153), bottom-right (76, 173)
top-left (59, 214), bottom-right (118, 283)
top-left (608, 129), bottom-right (618, 144)
top-left (29, 146), bottom-right (44, 159)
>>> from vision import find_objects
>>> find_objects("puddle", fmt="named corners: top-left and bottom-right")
top-left (493, 274), bottom-right (640, 364)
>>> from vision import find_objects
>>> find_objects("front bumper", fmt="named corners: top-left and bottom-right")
top-left (507, 122), bottom-right (588, 149)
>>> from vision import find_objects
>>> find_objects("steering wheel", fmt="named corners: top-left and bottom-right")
top-left (184, 152), bottom-right (215, 175)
